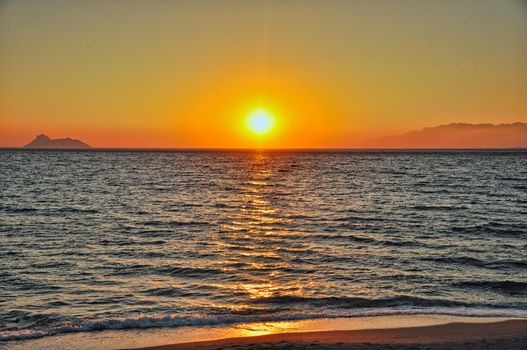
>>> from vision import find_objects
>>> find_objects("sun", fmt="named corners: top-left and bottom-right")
top-left (246, 108), bottom-right (275, 135)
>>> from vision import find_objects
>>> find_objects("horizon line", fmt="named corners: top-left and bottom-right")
top-left (2, 147), bottom-right (526, 152)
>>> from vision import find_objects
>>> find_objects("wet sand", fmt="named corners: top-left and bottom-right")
top-left (129, 319), bottom-right (527, 350)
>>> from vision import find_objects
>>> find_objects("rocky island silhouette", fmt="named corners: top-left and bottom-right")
top-left (24, 134), bottom-right (91, 149)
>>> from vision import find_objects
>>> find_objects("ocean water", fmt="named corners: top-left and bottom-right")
top-left (0, 150), bottom-right (526, 343)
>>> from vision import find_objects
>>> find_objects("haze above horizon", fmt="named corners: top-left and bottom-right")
top-left (1, 0), bottom-right (526, 148)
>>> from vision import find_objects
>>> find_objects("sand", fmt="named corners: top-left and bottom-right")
top-left (127, 319), bottom-right (527, 350)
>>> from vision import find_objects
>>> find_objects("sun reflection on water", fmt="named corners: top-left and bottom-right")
top-left (212, 152), bottom-right (306, 306)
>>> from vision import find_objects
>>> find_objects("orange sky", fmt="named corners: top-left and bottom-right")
top-left (1, 1), bottom-right (526, 148)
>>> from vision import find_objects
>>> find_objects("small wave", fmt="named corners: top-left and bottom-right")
top-left (143, 288), bottom-right (179, 297)
top-left (0, 206), bottom-right (99, 215)
top-left (411, 205), bottom-right (467, 211)
top-left (56, 208), bottom-right (99, 214)
top-left (141, 220), bottom-right (211, 227)
top-left (309, 233), bottom-right (423, 248)
top-left (309, 233), bottom-right (376, 244)
top-left (333, 215), bottom-right (383, 222)
top-left (454, 280), bottom-right (527, 295)
top-left (451, 223), bottom-right (526, 237)
top-left (29, 261), bottom-right (76, 269)
top-left (486, 260), bottom-right (527, 269)
top-left (98, 239), bottom-right (136, 246)
top-left (423, 256), bottom-right (527, 270)
top-left (249, 295), bottom-right (472, 308)
top-left (0, 207), bottom-right (38, 213)
top-left (136, 239), bottom-right (168, 246)
top-left (158, 266), bottom-right (223, 278)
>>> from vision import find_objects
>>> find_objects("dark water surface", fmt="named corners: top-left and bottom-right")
top-left (1, 150), bottom-right (526, 341)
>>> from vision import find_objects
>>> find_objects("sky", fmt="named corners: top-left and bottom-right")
top-left (1, 0), bottom-right (526, 148)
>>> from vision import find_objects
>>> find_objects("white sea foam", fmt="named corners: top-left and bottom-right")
top-left (2, 307), bottom-right (527, 342)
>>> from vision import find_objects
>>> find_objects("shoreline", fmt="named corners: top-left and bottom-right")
top-left (129, 319), bottom-right (527, 350)
top-left (3, 315), bottom-right (525, 350)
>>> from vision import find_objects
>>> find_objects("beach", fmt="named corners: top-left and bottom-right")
top-left (3, 315), bottom-right (524, 350)
top-left (130, 319), bottom-right (527, 350)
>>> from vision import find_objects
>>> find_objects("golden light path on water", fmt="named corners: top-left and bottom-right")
top-left (196, 152), bottom-right (388, 331)
top-left (205, 152), bottom-right (386, 312)
top-left (214, 153), bottom-right (298, 305)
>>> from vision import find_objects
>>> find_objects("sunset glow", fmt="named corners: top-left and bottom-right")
top-left (0, 1), bottom-right (526, 148)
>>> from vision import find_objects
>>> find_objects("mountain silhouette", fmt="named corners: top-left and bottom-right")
top-left (24, 134), bottom-right (91, 149)
top-left (363, 122), bottom-right (527, 148)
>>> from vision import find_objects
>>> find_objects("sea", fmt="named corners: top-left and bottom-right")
top-left (1, 150), bottom-right (526, 345)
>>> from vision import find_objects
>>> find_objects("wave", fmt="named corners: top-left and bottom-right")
top-left (451, 222), bottom-right (526, 237)
top-left (140, 220), bottom-right (212, 227)
top-left (307, 233), bottom-right (432, 248)
top-left (453, 280), bottom-right (527, 295)
top-left (158, 266), bottom-right (224, 277)
top-left (0, 206), bottom-right (99, 214)
top-left (2, 306), bottom-right (527, 342)
top-left (0, 206), bottom-right (38, 213)
top-left (422, 256), bottom-right (527, 270)
top-left (410, 205), bottom-right (467, 211)
top-left (246, 295), bottom-right (523, 309)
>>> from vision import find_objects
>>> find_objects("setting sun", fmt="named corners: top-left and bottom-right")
top-left (246, 108), bottom-right (275, 135)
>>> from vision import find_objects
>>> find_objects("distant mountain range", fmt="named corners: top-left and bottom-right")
top-left (24, 134), bottom-right (91, 149)
top-left (21, 123), bottom-right (526, 149)
top-left (363, 122), bottom-right (527, 149)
